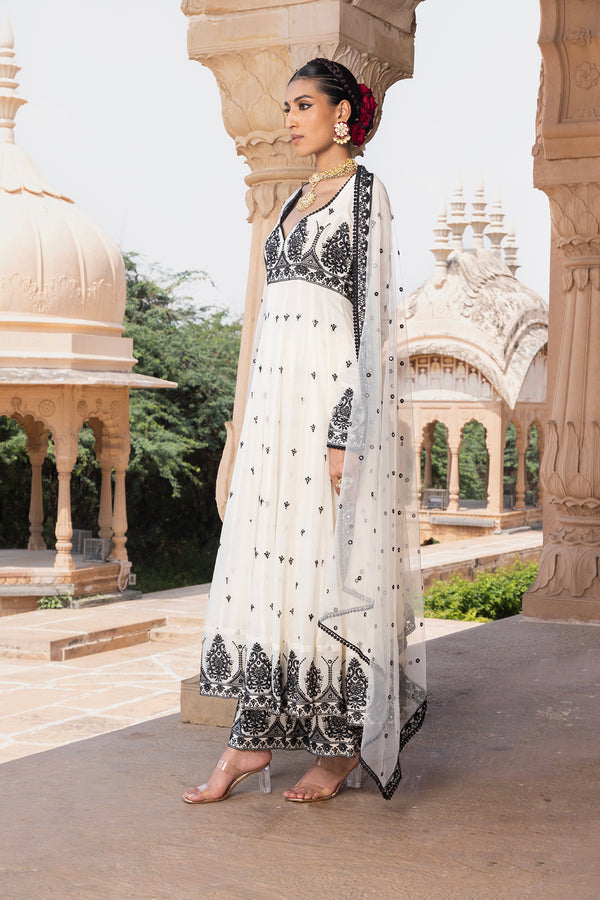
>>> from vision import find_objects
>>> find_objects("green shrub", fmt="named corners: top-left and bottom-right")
top-left (37, 593), bottom-right (73, 609)
top-left (424, 559), bottom-right (538, 622)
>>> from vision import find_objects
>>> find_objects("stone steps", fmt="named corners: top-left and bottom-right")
top-left (0, 587), bottom-right (209, 661)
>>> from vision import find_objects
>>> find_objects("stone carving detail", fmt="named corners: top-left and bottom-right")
top-left (10, 395), bottom-right (22, 410)
top-left (410, 355), bottom-right (494, 400)
top-left (77, 400), bottom-right (88, 417)
top-left (531, 419), bottom-right (600, 600)
top-left (196, 49), bottom-right (312, 221)
top-left (199, 49), bottom-right (294, 147)
top-left (573, 105), bottom-right (600, 121)
top-left (38, 400), bottom-right (56, 418)
top-left (575, 61), bottom-right (600, 90)
top-left (0, 274), bottom-right (117, 320)
top-left (566, 26), bottom-right (593, 46)
top-left (527, 181), bottom-right (600, 604)
top-left (532, 62), bottom-right (545, 157)
top-left (545, 182), bottom-right (600, 254)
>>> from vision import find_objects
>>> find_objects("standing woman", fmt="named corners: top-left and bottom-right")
top-left (183, 58), bottom-right (426, 803)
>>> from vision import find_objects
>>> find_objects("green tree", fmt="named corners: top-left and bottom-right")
top-left (526, 423), bottom-right (540, 493)
top-left (122, 254), bottom-right (241, 589)
top-left (503, 421), bottom-right (518, 494)
top-left (458, 420), bottom-right (489, 500)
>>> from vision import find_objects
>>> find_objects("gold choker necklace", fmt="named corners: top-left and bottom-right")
top-left (296, 158), bottom-right (357, 212)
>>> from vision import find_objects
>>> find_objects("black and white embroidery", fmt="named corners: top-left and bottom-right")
top-left (264, 194), bottom-right (354, 302)
top-left (286, 216), bottom-right (308, 263)
top-left (327, 387), bottom-right (353, 449)
top-left (351, 166), bottom-right (373, 358)
top-left (200, 633), bottom-right (367, 727)
top-left (345, 657), bottom-right (369, 708)
top-left (321, 222), bottom-right (351, 276)
top-left (203, 634), bottom-right (233, 682)
top-left (245, 642), bottom-right (272, 693)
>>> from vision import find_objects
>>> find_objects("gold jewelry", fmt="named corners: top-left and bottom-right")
top-left (296, 158), bottom-right (357, 212)
top-left (333, 121), bottom-right (351, 145)
top-left (336, 477), bottom-right (343, 487)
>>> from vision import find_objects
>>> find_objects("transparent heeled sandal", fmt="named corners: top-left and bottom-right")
top-left (182, 757), bottom-right (272, 804)
top-left (285, 758), bottom-right (363, 803)
top-left (346, 763), bottom-right (363, 790)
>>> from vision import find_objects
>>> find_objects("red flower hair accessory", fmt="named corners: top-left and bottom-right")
top-left (350, 83), bottom-right (377, 146)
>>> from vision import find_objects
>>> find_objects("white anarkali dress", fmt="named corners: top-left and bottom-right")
top-left (199, 166), bottom-right (426, 799)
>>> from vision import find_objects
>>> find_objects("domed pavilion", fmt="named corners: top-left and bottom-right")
top-left (0, 20), bottom-right (173, 612)
top-left (405, 179), bottom-right (548, 542)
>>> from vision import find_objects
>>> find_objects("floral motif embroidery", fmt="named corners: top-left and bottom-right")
top-left (321, 222), bottom-right (351, 275)
top-left (286, 217), bottom-right (308, 263)
top-left (327, 387), bottom-right (353, 449)
top-left (203, 634), bottom-right (233, 682)
top-left (245, 642), bottom-right (272, 693)
top-left (345, 657), bottom-right (368, 708)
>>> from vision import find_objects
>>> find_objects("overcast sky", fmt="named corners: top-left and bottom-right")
top-left (4, 0), bottom-right (548, 313)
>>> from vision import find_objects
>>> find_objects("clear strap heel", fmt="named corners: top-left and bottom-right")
top-left (258, 764), bottom-right (272, 794)
top-left (346, 764), bottom-right (363, 790)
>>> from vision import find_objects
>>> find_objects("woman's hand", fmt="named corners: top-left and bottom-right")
top-left (329, 447), bottom-right (345, 495)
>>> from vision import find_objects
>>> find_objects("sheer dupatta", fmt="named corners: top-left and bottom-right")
top-left (320, 167), bottom-right (426, 799)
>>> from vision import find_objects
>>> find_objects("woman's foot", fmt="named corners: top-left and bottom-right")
top-left (182, 747), bottom-right (272, 803)
top-left (283, 753), bottom-right (360, 802)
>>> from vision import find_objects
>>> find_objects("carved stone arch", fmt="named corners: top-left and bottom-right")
top-left (86, 413), bottom-right (123, 460)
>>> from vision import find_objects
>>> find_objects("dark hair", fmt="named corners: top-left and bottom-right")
top-left (289, 58), bottom-right (364, 130)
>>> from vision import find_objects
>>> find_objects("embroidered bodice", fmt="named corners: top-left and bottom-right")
top-left (262, 167), bottom-right (374, 450)
top-left (264, 178), bottom-right (355, 304)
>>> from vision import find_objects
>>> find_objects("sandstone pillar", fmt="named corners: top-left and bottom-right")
top-left (536, 428), bottom-right (545, 507)
top-left (181, 0), bottom-right (425, 517)
top-left (415, 444), bottom-right (422, 505)
top-left (97, 454), bottom-right (113, 544)
top-left (110, 466), bottom-right (128, 561)
top-left (423, 424), bottom-right (434, 489)
top-left (53, 431), bottom-right (78, 571)
top-left (25, 424), bottom-right (49, 551)
top-left (486, 413), bottom-right (505, 516)
top-left (523, 0), bottom-right (600, 622)
top-left (446, 437), bottom-right (460, 512)
top-left (515, 429), bottom-right (527, 509)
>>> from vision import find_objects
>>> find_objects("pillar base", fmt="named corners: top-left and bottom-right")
top-left (180, 673), bottom-right (237, 726)
top-left (522, 592), bottom-right (600, 624)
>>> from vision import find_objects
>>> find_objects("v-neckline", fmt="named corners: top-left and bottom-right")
top-left (280, 172), bottom-right (357, 242)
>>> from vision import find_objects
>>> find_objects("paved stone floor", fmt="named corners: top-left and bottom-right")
top-left (0, 589), bottom-right (478, 765)
top-left (1, 616), bottom-right (598, 899)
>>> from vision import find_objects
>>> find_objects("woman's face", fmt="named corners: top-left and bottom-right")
top-left (284, 78), bottom-right (349, 158)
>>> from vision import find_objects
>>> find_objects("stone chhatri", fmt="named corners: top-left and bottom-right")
top-left (0, 15), bottom-right (130, 371)
top-left (0, 20), bottom-right (172, 597)
top-left (407, 180), bottom-right (547, 537)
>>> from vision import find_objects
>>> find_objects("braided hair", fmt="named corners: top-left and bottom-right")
top-left (289, 58), bottom-right (365, 134)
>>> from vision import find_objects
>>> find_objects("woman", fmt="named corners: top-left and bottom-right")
top-left (183, 58), bottom-right (426, 804)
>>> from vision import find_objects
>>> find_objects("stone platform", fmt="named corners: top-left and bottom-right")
top-left (0, 549), bottom-right (132, 617)
top-left (0, 615), bottom-right (598, 899)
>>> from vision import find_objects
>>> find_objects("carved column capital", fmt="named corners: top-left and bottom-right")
top-left (543, 182), bottom-right (600, 264)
